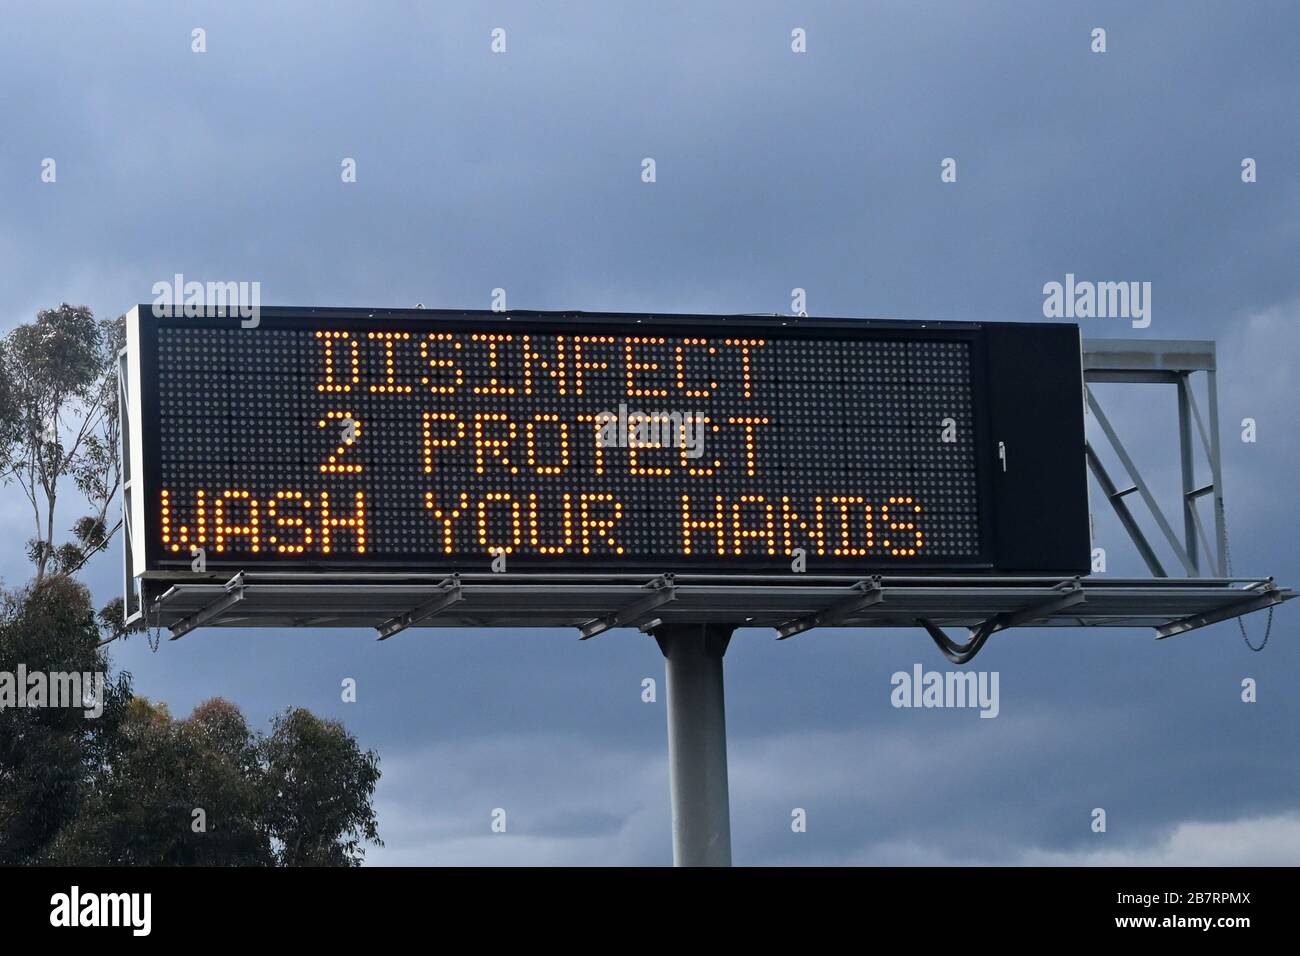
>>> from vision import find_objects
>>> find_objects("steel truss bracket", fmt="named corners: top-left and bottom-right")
top-left (169, 572), bottom-right (246, 640)
top-left (1082, 341), bottom-right (1229, 578)
top-left (1155, 580), bottom-right (1283, 640)
top-left (579, 574), bottom-right (676, 640)
top-left (376, 575), bottom-right (463, 640)
top-left (918, 581), bottom-right (1086, 664)
top-left (775, 577), bottom-right (883, 640)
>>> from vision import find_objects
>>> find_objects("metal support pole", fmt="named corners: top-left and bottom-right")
top-left (653, 623), bottom-right (733, 867)
top-left (1206, 367), bottom-right (1229, 575)
top-left (1176, 374), bottom-right (1199, 574)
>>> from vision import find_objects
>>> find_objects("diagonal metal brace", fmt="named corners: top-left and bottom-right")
top-left (376, 575), bottom-right (463, 640)
top-left (775, 578), bottom-right (883, 640)
top-left (1086, 442), bottom-right (1166, 577)
top-left (579, 574), bottom-right (676, 639)
top-left (1086, 386), bottom-right (1198, 576)
top-left (1155, 582), bottom-right (1284, 639)
top-left (918, 583), bottom-right (1086, 665)
top-left (995, 581), bottom-right (1087, 631)
top-left (170, 572), bottom-right (246, 640)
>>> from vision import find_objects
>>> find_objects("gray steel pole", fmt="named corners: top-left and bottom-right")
top-left (1206, 366), bottom-right (1229, 576)
top-left (653, 623), bottom-right (733, 867)
top-left (1176, 374), bottom-right (1199, 574)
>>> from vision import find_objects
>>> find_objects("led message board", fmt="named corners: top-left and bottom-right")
top-left (124, 308), bottom-right (1089, 575)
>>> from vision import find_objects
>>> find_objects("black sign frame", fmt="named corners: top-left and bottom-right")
top-left (130, 307), bottom-right (1088, 576)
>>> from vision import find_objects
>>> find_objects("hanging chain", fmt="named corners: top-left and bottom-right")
top-left (147, 595), bottom-right (163, 653)
top-left (1222, 504), bottom-right (1272, 652)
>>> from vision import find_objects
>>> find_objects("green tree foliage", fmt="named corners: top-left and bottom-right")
top-left (262, 708), bottom-right (383, 866)
top-left (0, 576), bottom-right (131, 865)
top-left (0, 579), bottom-right (383, 866)
top-left (0, 303), bottom-right (383, 866)
top-left (49, 697), bottom-right (273, 866)
top-left (0, 303), bottom-right (124, 583)
top-left (52, 699), bottom-right (383, 866)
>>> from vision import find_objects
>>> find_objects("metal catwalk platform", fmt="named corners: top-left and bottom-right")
top-left (145, 571), bottom-right (1291, 642)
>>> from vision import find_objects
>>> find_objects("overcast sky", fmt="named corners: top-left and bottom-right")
top-left (2, 1), bottom-right (1298, 865)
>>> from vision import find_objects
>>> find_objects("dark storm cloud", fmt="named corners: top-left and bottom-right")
top-left (1, 0), bottom-right (1297, 864)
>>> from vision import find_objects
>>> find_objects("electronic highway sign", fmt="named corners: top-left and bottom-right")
top-left (122, 307), bottom-right (1089, 576)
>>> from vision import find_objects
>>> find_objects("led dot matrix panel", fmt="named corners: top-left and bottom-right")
top-left (127, 308), bottom-right (1090, 576)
